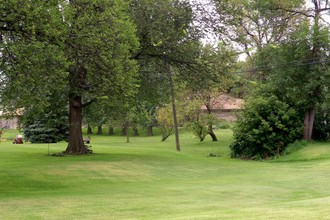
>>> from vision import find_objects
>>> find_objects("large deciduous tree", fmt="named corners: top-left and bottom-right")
top-left (301, 0), bottom-right (330, 140)
top-left (0, 0), bottom-right (139, 154)
top-left (252, 0), bottom-right (330, 141)
top-left (266, 32), bottom-right (329, 141)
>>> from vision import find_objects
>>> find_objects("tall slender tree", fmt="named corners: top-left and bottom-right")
top-left (302, 0), bottom-right (330, 140)
top-left (130, 0), bottom-right (202, 151)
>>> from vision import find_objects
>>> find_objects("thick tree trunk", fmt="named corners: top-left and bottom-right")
top-left (65, 96), bottom-right (91, 154)
top-left (208, 125), bottom-right (218, 142)
top-left (209, 131), bottom-right (218, 142)
top-left (97, 125), bottom-right (103, 135)
top-left (146, 126), bottom-right (153, 136)
top-left (303, 106), bottom-right (315, 141)
top-left (87, 125), bottom-right (93, 135)
top-left (109, 126), bottom-right (114, 136)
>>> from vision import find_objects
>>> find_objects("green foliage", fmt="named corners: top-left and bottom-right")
top-left (130, 0), bottom-right (196, 58)
top-left (22, 108), bottom-right (68, 144)
top-left (213, 0), bottom-right (305, 51)
top-left (156, 105), bottom-right (174, 141)
top-left (185, 114), bottom-right (220, 142)
top-left (183, 43), bottom-right (237, 93)
top-left (312, 105), bottom-right (330, 141)
top-left (216, 119), bottom-right (231, 129)
top-left (129, 0), bottom-right (203, 143)
top-left (83, 99), bottom-right (111, 129)
top-left (263, 25), bottom-right (330, 110)
top-left (0, 1), bottom-right (68, 111)
top-left (156, 105), bottom-right (184, 141)
top-left (282, 140), bottom-right (307, 155)
top-left (185, 121), bottom-right (208, 142)
top-left (65, 0), bottom-right (139, 98)
top-left (230, 94), bottom-right (303, 159)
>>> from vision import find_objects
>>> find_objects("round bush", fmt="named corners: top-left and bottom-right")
top-left (230, 95), bottom-right (303, 159)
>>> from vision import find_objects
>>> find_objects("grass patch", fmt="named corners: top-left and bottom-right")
top-left (0, 129), bottom-right (330, 219)
top-left (283, 140), bottom-right (308, 155)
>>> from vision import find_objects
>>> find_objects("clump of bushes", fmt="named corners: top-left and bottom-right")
top-left (230, 95), bottom-right (303, 159)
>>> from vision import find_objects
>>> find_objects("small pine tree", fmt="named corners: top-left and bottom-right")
top-left (22, 108), bottom-right (69, 143)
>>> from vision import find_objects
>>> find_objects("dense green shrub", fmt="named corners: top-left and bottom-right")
top-left (312, 105), bottom-right (330, 141)
top-left (230, 95), bottom-right (303, 159)
top-left (23, 110), bottom-right (69, 143)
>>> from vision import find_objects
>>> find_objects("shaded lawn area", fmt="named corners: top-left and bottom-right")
top-left (0, 129), bottom-right (330, 219)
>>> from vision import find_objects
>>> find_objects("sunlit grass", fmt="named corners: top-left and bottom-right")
top-left (0, 129), bottom-right (330, 219)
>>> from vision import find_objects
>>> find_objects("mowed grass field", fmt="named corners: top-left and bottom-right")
top-left (0, 129), bottom-right (330, 219)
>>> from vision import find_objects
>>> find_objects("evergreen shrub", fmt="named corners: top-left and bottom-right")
top-left (23, 110), bottom-right (69, 143)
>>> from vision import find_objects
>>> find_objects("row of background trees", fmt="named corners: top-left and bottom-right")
top-left (0, 0), bottom-right (329, 157)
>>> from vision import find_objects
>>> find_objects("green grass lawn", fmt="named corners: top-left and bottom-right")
top-left (0, 129), bottom-right (330, 219)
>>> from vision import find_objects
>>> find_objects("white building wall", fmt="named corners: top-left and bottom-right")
top-left (0, 117), bottom-right (19, 129)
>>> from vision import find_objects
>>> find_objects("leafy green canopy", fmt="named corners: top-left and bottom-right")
top-left (0, 0), bottom-right (68, 111)
top-left (131, 0), bottom-right (202, 94)
top-left (1, 0), bottom-right (139, 108)
top-left (255, 22), bottom-right (330, 107)
top-left (312, 103), bottom-right (330, 141)
top-left (66, 0), bottom-right (139, 100)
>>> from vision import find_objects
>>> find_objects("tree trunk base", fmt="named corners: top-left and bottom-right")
top-left (209, 131), bottom-right (218, 142)
top-left (146, 126), bottom-right (153, 136)
top-left (64, 145), bottom-right (92, 155)
top-left (303, 107), bottom-right (315, 141)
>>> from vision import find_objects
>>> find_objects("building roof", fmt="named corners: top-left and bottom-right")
top-left (0, 108), bottom-right (24, 117)
top-left (200, 94), bottom-right (244, 110)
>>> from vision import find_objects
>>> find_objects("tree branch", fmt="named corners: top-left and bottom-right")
top-left (82, 98), bottom-right (98, 108)
top-left (272, 7), bottom-right (314, 18)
